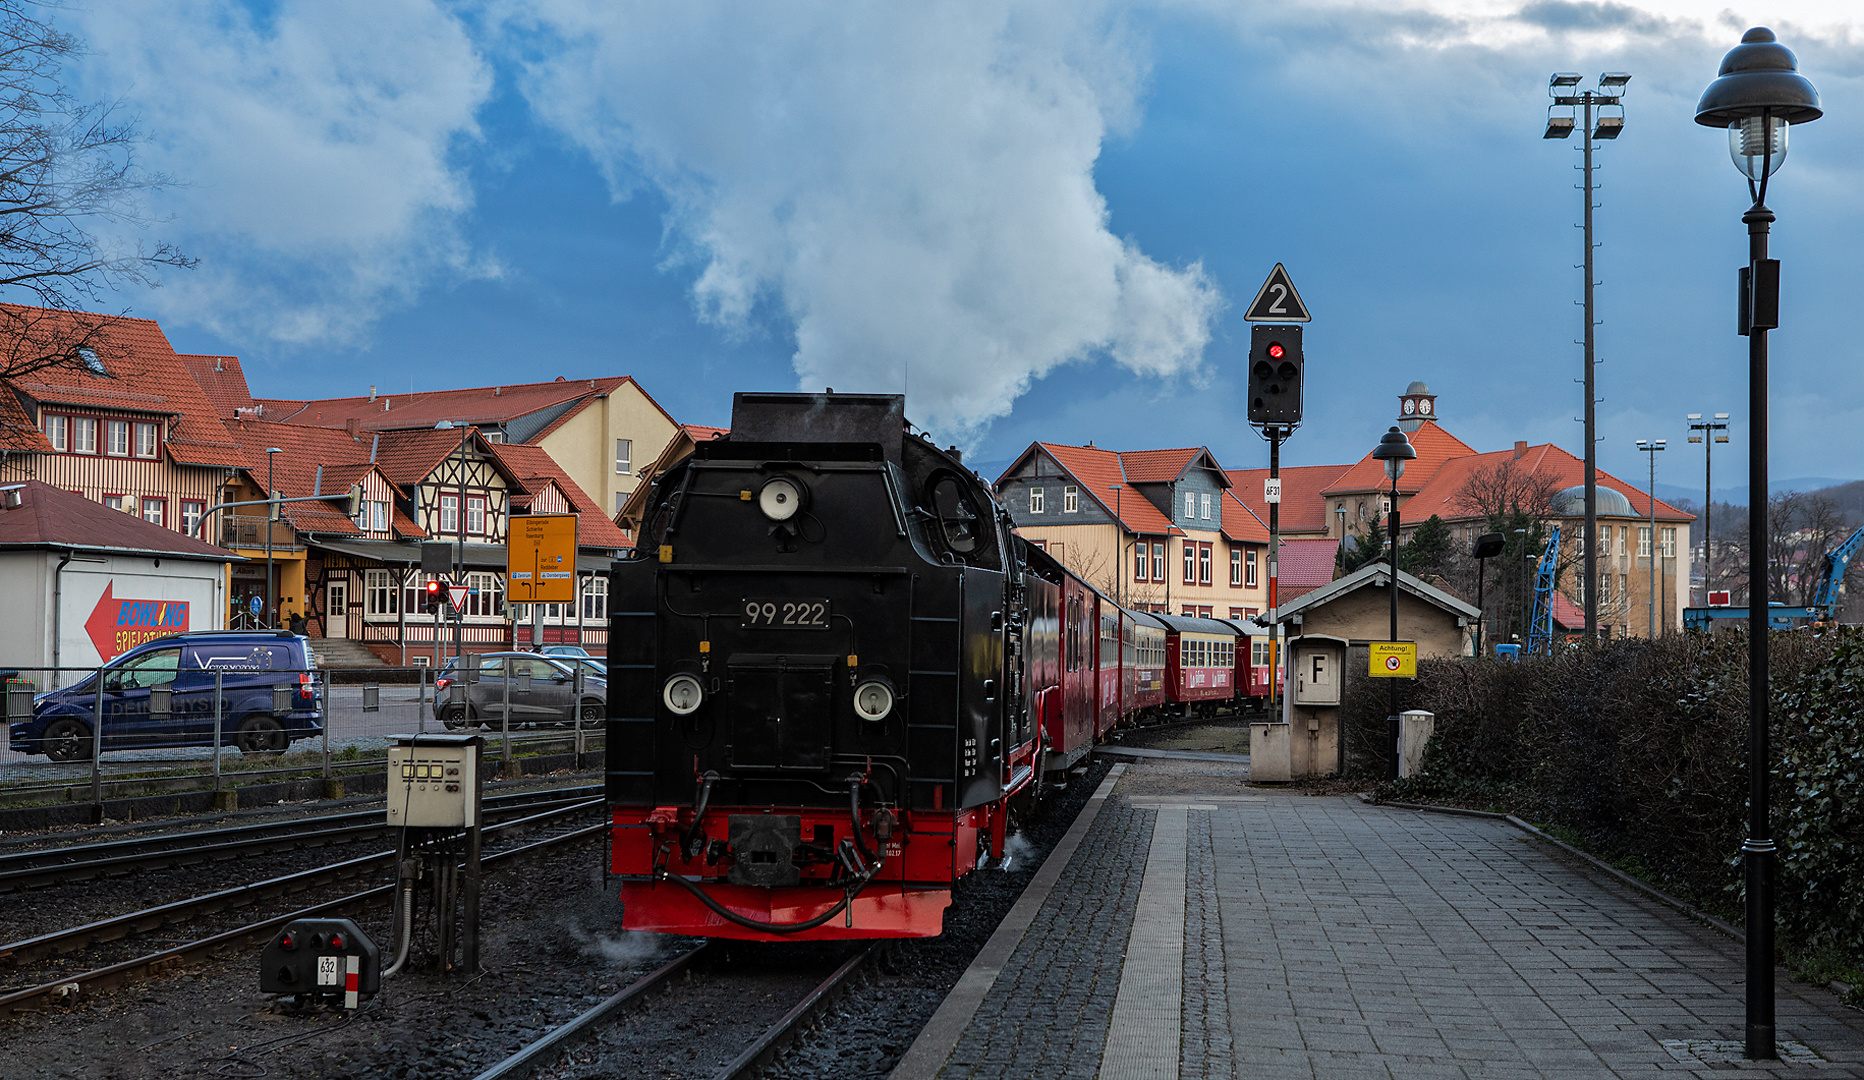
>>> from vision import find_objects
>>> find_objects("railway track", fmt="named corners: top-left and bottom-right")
top-left (473, 940), bottom-right (879, 1080)
top-left (0, 800), bottom-right (607, 1017)
top-left (0, 784), bottom-right (600, 891)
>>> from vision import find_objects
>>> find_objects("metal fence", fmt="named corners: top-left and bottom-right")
top-left (1, 659), bottom-right (605, 803)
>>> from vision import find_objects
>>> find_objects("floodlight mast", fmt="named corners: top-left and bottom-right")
top-left (1544, 71), bottom-right (1630, 641)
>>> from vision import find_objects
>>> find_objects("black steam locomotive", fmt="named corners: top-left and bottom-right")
top-left (606, 393), bottom-right (1043, 940)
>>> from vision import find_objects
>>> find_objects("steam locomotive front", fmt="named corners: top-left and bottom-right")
top-left (606, 393), bottom-right (1020, 940)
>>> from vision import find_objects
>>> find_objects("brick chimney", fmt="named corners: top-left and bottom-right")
top-left (1514, 441), bottom-right (1528, 460)
top-left (346, 417), bottom-right (361, 439)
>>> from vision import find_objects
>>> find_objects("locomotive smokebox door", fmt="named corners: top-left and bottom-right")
top-left (727, 814), bottom-right (802, 887)
top-left (261, 918), bottom-right (381, 1008)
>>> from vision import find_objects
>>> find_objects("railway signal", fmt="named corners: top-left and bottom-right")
top-left (1247, 325), bottom-right (1304, 426)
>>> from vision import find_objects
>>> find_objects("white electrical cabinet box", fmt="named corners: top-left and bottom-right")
top-left (1292, 640), bottom-right (1346, 706)
top-left (387, 734), bottom-right (482, 828)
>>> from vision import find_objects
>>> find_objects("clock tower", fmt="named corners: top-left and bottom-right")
top-left (1397, 381), bottom-right (1437, 433)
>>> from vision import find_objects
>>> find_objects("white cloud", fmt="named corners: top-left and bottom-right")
top-left (500, 1), bottom-right (1222, 438)
top-left (68, 0), bottom-right (494, 345)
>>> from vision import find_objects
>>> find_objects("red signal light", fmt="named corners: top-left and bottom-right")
top-left (1267, 342), bottom-right (1285, 359)
top-left (329, 933), bottom-right (345, 950)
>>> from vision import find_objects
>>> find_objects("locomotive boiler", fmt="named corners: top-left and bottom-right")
top-left (605, 393), bottom-right (1043, 941)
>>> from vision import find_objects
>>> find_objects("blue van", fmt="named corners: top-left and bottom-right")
top-left (9, 631), bottom-right (324, 760)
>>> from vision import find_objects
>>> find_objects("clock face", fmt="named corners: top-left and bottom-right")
top-left (1418, 399), bottom-right (1433, 416)
top-left (1403, 399), bottom-right (1416, 415)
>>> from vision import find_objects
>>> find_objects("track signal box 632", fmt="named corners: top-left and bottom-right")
top-left (261, 918), bottom-right (380, 1009)
top-left (1248, 325), bottom-right (1304, 426)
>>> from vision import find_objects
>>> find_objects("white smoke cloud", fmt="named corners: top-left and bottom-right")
top-left (68, 0), bottom-right (496, 345)
top-left (500, 1), bottom-right (1223, 437)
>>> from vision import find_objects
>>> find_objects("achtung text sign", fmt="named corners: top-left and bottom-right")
top-left (1368, 641), bottom-right (1417, 678)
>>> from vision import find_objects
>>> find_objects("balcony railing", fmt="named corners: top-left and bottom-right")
top-left (220, 515), bottom-right (300, 550)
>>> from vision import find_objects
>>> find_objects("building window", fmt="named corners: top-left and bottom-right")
top-left (1661, 527), bottom-right (1676, 558)
top-left (615, 438), bottom-right (632, 475)
top-left (1245, 549), bottom-right (1259, 588)
top-left (582, 577), bottom-right (608, 622)
top-left (1200, 493), bottom-right (1212, 520)
top-left (439, 494), bottom-right (459, 533)
top-left (1029, 487), bottom-right (1045, 514)
top-left (464, 572), bottom-right (504, 618)
top-left (1198, 543), bottom-right (1212, 585)
top-left (467, 496), bottom-right (487, 535)
top-left (104, 494), bottom-right (129, 512)
top-left (1230, 548), bottom-right (1243, 586)
top-left (74, 417), bottom-right (98, 454)
top-left (356, 500), bottom-right (389, 532)
top-left (1638, 526), bottom-right (1652, 558)
top-left (1600, 572), bottom-right (1613, 602)
top-left (616, 491), bottom-right (626, 515)
top-left (181, 501), bottom-right (205, 537)
top-left (1184, 491), bottom-right (1196, 518)
top-left (1620, 573), bottom-right (1628, 599)
top-left (1618, 526), bottom-right (1629, 557)
top-left (1183, 542), bottom-right (1196, 584)
top-left (1063, 485), bottom-right (1078, 513)
top-left (105, 419), bottom-right (129, 456)
top-left (365, 569), bottom-right (399, 616)
top-left (141, 498), bottom-right (165, 527)
top-left (43, 414), bottom-right (66, 451)
top-left (1134, 542), bottom-right (1147, 582)
top-left (1150, 542), bottom-right (1165, 581)
top-left (1229, 607), bottom-right (1246, 620)
top-left (135, 422), bottom-right (160, 458)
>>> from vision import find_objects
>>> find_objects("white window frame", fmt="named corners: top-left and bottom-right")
top-left (1661, 527), bottom-right (1676, 558)
top-left (1029, 486), bottom-right (1045, 514)
top-left (141, 498), bottom-right (165, 527)
top-left (1063, 485), bottom-right (1078, 513)
top-left (1230, 548), bottom-right (1242, 586)
top-left (615, 438), bottom-right (632, 475)
top-left (1184, 491), bottom-right (1196, 518)
top-left (181, 501), bottom-right (205, 537)
top-left (582, 576), bottom-right (608, 622)
top-left (75, 417), bottom-right (98, 454)
top-left (1150, 542), bottom-right (1165, 581)
top-left (1246, 549), bottom-right (1259, 588)
top-left (1200, 493), bottom-right (1212, 520)
top-left (464, 571), bottom-right (504, 619)
top-left (1638, 526), bottom-right (1652, 558)
top-left (105, 419), bottom-right (129, 457)
top-left (44, 414), bottom-right (67, 451)
top-left (1134, 542), bottom-right (1147, 582)
top-left (365, 569), bottom-right (399, 617)
top-left (466, 495), bottom-right (487, 535)
top-left (135, 422), bottom-right (159, 458)
top-left (439, 494), bottom-right (459, 534)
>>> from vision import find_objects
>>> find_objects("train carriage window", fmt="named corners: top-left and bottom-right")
top-left (928, 473), bottom-right (981, 556)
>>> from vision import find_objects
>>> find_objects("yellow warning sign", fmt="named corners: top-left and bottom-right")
top-left (1368, 641), bottom-right (1417, 678)
top-left (506, 514), bottom-right (578, 603)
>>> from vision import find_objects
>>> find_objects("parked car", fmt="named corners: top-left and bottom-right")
top-left (8, 631), bottom-right (324, 761)
top-left (432, 652), bottom-right (605, 729)
top-left (537, 645), bottom-right (594, 659)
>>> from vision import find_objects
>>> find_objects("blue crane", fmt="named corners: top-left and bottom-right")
top-left (1684, 523), bottom-right (1864, 630)
top-left (1526, 524), bottom-right (1563, 655)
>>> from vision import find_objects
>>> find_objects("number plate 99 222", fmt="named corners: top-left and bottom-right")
top-left (741, 599), bottom-right (831, 629)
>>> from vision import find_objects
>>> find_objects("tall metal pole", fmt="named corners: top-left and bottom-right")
top-left (1267, 427), bottom-right (1281, 723)
top-left (455, 427), bottom-right (469, 661)
top-left (1743, 196), bottom-right (1777, 1061)
top-left (264, 448), bottom-right (280, 629)
top-left (1690, 413), bottom-right (1728, 603)
top-left (1386, 472), bottom-right (1401, 780)
top-left (1581, 92), bottom-right (1600, 642)
top-left (1650, 449), bottom-right (1658, 638)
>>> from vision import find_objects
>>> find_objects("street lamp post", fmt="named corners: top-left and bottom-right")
top-left (1472, 532), bottom-right (1506, 656)
top-left (1545, 69), bottom-right (1630, 643)
top-left (1108, 484), bottom-right (1126, 607)
top-left (1512, 527), bottom-right (1528, 641)
top-left (1688, 413), bottom-right (1731, 602)
top-left (1371, 426), bottom-right (1416, 781)
top-left (264, 447), bottom-right (282, 629)
top-left (1636, 439), bottom-right (1667, 638)
top-left (1696, 25), bottom-right (1822, 1061)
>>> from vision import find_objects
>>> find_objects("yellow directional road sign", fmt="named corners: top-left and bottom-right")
top-left (1368, 641), bottom-right (1417, 678)
top-left (507, 514), bottom-right (578, 603)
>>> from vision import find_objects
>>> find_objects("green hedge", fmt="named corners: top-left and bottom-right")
top-left (1348, 627), bottom-right (1864, 987)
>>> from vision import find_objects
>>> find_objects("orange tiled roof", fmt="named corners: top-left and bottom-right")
top-left (1221, 489), bottom-right (1269, 544)
top-left (1119, 447), bottom-right (1205, 484)
top-left (1277, 538), bottom-right (1343, 602)
top-left (1020, 443), bottom-right (1179, 536)
top-left (683, 423), bottom-right (728, 441)
top-left (1321, 422), bottom-right (1479, 497)
top-left (1227, 463), bottom-right (1354, 535)
top-left (486, 441), bottom-right (632, 548)
top-left (179, 354), bottom-right (254, 419)
top-left (2, 305), bottom-right (250, 469)
top-left (277, 375), bottom-right (676, 445)
top-left (220, 420), bottom-right (391, 536)
top-left (1400, 443), bottom-right (1694, 524)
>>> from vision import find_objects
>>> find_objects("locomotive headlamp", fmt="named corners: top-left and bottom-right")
top-left (853, 680), bottom-right (894, 721)
top-left (758, 477), bottom-right (805, 522)
top-left (663, 673), bottom-right (705, 715)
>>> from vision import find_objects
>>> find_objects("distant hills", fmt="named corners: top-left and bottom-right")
top-left (1653, 477), bottom-right (1858, 508)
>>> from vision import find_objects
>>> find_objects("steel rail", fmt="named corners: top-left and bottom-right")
top-left (0, 800), bottom-right (600, 973)
top-left (470, 944), bottom-right (713, 1080)
top-left (0, 813), bottom-right (609, 1017)
top-left (0, 786), bottom-right (599, 891)
top-left (713, 944), bottom-right (878, 1080)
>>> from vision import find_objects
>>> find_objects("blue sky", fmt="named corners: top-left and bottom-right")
top-left (58, 1), bottom-right (1864, 494)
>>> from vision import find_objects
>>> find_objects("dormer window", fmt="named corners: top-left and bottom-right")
top-left (78, 347), bottom-right (105, 375)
